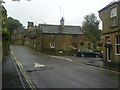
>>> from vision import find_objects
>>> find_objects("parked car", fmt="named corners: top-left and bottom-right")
top-left (77, 49), bottom-right (100, 58)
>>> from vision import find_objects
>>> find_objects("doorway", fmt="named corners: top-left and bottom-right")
top-left (106, 38), bottom-right (111, 62)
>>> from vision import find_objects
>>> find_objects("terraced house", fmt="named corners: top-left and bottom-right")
top-left (12, 17), bottom-right (94, 55)
top-left (99, 0), bottom-right (120, 64)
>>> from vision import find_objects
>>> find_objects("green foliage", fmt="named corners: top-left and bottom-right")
top-left (94, 46), bottom-right (103, 52)
top-left (2, 29), bottom-right (11, 37)
top-left (78, 46), bottom-right (88, 49)
top-left (7, 17), bottom-right (24, 34)
top-left (1, 4), bottom-right (7, 31)
top-left (82, 13), bottom-right (102, 43)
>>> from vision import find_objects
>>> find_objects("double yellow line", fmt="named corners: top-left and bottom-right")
top-left (10, 47), bottom-right (36, 90)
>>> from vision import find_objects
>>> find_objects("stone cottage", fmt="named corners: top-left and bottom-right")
top-left (38, 17), bottom-right (93, 53)
top-left (12, 17), bottom-right (94, 55)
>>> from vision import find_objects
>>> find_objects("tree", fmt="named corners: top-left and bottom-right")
top-left (1, 2), bottom-right (11, 37)
top-left (82, 13), bottom-right (102, 44)
top-left (7, 17), bottom-right (24, 34)
top-left (1, 5), bottom-right (7, 30)
top-left (1, 2), bottom-right (11, 60)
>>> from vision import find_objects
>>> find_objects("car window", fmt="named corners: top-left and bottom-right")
top-left (80, 49), bottom-right (84, 52)
top-left (79, 49), bottom-right (84, 52)
top-left (80, 49), bottom-right (87, 52)
top-left (84, 49), bottom-right (89, 52)
top-left (88, 50), bottom-right (93, 53)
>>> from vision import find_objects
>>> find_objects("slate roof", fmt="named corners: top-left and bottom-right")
top-left (99, 0), bottom-right (120, 12)
top-left (41, 24), bottom-right (60, 34)
top-left (24, 30), bottom-right (37, 37)
top-left (39, 24), bottom-right (84, 35)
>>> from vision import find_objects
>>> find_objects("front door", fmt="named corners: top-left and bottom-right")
top-left (106, 38), bottom-right (111, 62)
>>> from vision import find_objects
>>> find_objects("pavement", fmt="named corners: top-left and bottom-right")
top-left (0, 39), bottom-right (2, 62)
top-left (0, 61), bottom-right (2, 90)
top-left (2, 51), bottom-right (25, 89)
top-left (51, 56), bottom-right (119, 72)
top-left (0, 39), bottom-right (2, 89)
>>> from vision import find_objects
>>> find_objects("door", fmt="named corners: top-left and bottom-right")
top-left (106, 38), bottom-right (111, 62)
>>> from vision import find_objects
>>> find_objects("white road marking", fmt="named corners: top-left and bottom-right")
top-left (50, 55), bottom-right (72, 62)
top-left (35, 62), bottom-right (45, 68)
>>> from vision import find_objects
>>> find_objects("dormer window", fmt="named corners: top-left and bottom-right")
top-left (110, 7), bottom-right (117, 27)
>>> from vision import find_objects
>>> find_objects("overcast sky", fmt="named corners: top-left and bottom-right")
top-left (3, 0), bottom-right (114, 29)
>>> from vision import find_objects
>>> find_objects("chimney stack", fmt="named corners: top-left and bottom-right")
top-left (27, 21), bottom-right (34, 29)
top-left (60, 17), bottom-right (64, 27)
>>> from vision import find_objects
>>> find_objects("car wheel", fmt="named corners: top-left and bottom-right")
top-left (81, 54), bottom-right (84, 57)
top-left (95, 55), bottom-right (99, 58)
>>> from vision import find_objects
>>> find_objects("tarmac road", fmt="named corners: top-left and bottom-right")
top-left (10, 45), bottom-right (119, 88)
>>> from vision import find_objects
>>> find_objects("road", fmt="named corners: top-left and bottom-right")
top-left (10, 45), bottom-right (119, 88)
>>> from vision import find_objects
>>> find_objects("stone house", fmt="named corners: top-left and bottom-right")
top-left (26, 30), bottom-right (37, 50)
top-left (24, 22), bottom-right (39, 49)
top-left (11, 30), bottom-right (25, 45)
top-left (37, 17), bottom-right (94, 54)
top-left (99, 0), bottom-right (120, 64)
top-left (11, 18), bottom-right (94, 55)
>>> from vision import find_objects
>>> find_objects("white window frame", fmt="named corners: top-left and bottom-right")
top-left (110, 7), bottom-right (117, 18)
top-left (110, 7), bottom-right (117, 27)
top-left (111, 17), bottom-right (117, 26)
top-left (115, 35), bottom-right (120, 55)
top-left (50, 42), bottom-right (55, 48)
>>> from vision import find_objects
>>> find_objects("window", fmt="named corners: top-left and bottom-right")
top-left (87, 43), bottom-right (91, 49)
top-left (110, 7), bottom-right (117, 27)
top-left (72, 42), bottom-right (77, 49)
top-left (110, 7), bottom-right (117, 26)
top-left (80, 42), bottom-right (84, 46)
top-left (111, 17), bottom-right (117, 26)
top-left (50, 42), bottom-right (55, 48)
top-left (115, 35), bottom-right (120, 55)
top-left (110, 8), bottom-right (117, 18)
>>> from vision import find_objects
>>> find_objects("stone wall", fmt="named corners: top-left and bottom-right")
top-left (41, 34), bottom-right (93, 51)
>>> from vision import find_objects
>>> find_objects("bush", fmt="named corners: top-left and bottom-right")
top-left (2, 30), bottom-right (11, 60)
top-left (2, 29), bottom-right (11, 37)
top-left (94, 46), bottom-right (103, 52)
